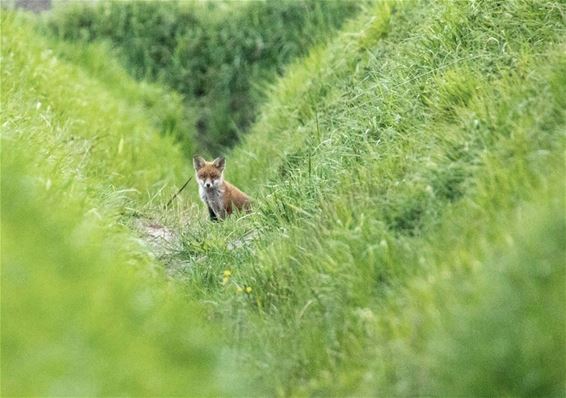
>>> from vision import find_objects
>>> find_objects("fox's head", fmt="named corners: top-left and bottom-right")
top-left (193, 156), bottom-right (225, 191)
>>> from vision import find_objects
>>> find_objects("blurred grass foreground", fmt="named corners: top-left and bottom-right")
top-left (1, 9), bottom-right (229, 397)
top-left (2, 0), bottom-right (565, 396)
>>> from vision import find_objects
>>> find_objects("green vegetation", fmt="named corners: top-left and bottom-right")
top-left (46, 0), bottom-right (363, 152)
top-left (2, 0), bottom-right (565, 396)
top-left (1, 13), bottom-right (232, 396)
top-left (176, 0), bottom-right (566, 395)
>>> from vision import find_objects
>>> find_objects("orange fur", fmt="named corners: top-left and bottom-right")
top-left (222, 180), bottom-right (251, 215)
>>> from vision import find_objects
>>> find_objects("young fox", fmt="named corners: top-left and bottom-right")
top-left (193, 156), bottom-right (251, 221)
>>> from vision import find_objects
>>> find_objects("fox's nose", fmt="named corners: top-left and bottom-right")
top-left (205, 182), bottom-right (212, 188)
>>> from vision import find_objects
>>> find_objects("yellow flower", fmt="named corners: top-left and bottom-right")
top-left (223, 270), bottom-right (232, 278)
top-left (236, 287), bottom-right (243, 293)
top-left (245, 286), bottom-right (252, 294)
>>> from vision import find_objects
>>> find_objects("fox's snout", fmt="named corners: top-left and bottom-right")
top-left (200, 177), bottom-right (217, 190)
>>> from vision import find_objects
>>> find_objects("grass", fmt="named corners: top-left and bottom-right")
top-left (172, 0), bottom-right (566, 395)
top-left (2, 0), bottom-right (565, 396)
top-left (45, 0), bottom-right (364, 152)
top-left (1, 13), bottom-right (235, 396)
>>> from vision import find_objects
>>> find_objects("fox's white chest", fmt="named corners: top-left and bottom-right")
top-left (199, 186), bottom-right (225, 216)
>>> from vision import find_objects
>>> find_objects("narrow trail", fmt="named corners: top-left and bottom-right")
top-left (133, 177), bottom-right (197, 275)
top-left (133, 208), bottom-right (259, 278)
top-left (134, 218), bottom-right (186, 273)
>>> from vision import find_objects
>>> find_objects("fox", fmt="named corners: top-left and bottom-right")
top-left (193, 156), bottom-right (251, 221)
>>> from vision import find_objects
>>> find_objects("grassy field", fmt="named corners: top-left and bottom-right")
top-left (1, 12), bottom-right (234, 396)
top-left (45, 0), bottom-right (363, 152)
top-left (176, 0), bottom-right (566, 395)
top-left (2, 0), bottom-right (565, 396)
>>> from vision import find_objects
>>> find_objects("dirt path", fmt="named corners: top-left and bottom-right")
top-left (134, 218), bottom-right (192, 276)
top-left (133, 213), bottom-right (259, 277)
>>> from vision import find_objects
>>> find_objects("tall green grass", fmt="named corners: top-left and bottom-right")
top-left (45, 0), bottom-right (364, 152)
top-left (3, 0), bottom-right (565, 396)
top-left (174, 0), bottom-right (566, 395)
top-left (1, 13), bottom-right (235, 396)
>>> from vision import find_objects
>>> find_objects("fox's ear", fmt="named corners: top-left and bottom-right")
top-left (193, 156), bottom-right (206, 171)
top-left (212, 156), bottom-right (225, 171)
